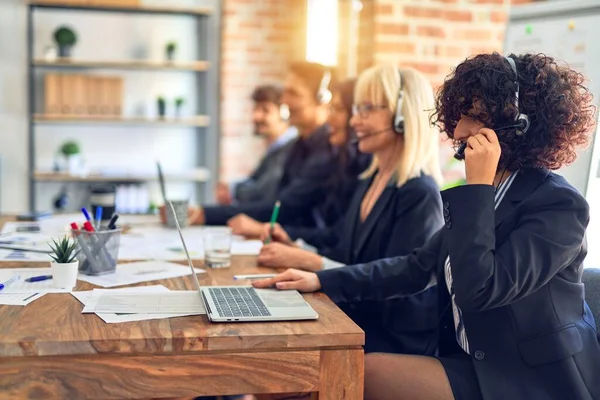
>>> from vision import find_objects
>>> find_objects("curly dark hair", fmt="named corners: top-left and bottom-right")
top-left (431, 52), bottom-right (596, 170)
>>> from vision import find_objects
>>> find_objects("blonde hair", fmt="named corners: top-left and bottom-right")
top-left (355, 64), bottom-right (443, 187)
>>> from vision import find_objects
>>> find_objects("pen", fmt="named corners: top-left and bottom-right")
top-left (25, 275), bottom-right (52, 283)
top-left (265, 200), bottom-right (281, 244)
top-left (81, 207), bottom-right (92, 224)
top-left (107, 214), bottom-right (119, 230)
top-left (0, 276), bottom-right (19, 290)
top-left (233, 274), bottom-right (277, 280)
top-left (95, 206), bottom-right (103, 230)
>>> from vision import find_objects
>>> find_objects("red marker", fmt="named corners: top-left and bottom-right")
top-left (83, 221), bottom-right (95, 232)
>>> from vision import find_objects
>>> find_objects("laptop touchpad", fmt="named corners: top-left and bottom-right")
top-left (256, 289), bottom-right (309, 308)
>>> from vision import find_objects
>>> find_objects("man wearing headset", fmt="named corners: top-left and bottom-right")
top-left (215, 84), bottom-right (298, 206)
top-left (163, 62), bottom-right (339, 229)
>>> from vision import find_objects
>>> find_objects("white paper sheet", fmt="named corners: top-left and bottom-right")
top-left (82, 291), bottom-right (206, 314)
top-left (72, 285), bottom-right (201, 323)
top-left (0, 268), bottom-right (72, 293)
top-left (76, 260), bottom-right (205, 288)
top-left (0, 292), bottom-right (45, 306)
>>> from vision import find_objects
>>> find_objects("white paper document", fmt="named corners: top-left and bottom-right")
top-left (72, 285), bottom-right (202, 323)
top-left (82, 291), bottom-right (206, 314)
top-left (0, 268), bottom-right (72, 293)
top-left (76, 260), bottom-right (205, 288)
top-left (0, 292), bottom-right (45, 306)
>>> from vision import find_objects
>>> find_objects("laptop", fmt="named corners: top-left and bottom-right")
top-left (167, 201), bottom-right (318, 322)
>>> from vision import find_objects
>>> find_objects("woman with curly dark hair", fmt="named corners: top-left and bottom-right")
top-left (253, 52), bottom-right (600, 400)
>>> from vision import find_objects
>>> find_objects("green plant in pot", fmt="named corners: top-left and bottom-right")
top-left (157, 96), bottom-right (166, 119)
top-left (48, 236), bottom-right (80, 289)
top-left (53, 26), bottom-right (77, 58)
top-left (165, 41), bottom-right (176, 61)
top-left (174, 97), bottom-right (185, 117)
top-left (60, 140), bottom-right (81, 174)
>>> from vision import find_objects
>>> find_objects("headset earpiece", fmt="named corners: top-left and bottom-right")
top-left (279, 103), bottom-right (290, 121)
top-left (393, 69), bottom-right (405, 135)
top-left (316, 70), bottom-right (332, 104)
top-left (504, 55), bottom-right (530, 135)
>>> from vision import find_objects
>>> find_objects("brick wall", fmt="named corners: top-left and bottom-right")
top-left (219, 0), bottom-right (305, 183)
top-left (361, 0), bottom-right (534, 88)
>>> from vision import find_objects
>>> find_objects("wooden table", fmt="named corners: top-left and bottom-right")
top-left (0, 257), bottom-right (364, 399)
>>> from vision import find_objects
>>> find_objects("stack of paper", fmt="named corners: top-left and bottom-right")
top-left (72, 285), bottom-right (206, 323)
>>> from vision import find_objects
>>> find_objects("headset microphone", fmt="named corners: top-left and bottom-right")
top-left (453, 119), bottom-right (528, 160)
top-left (350, 127), bottom-right (393, 145)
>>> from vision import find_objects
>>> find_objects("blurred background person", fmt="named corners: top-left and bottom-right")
top-left (215, 84), bottom-right (297, 206)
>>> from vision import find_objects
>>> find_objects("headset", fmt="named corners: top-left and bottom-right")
top-left (316, 70), bottom-right (333, 104)
top-left (279, 103), bottom-right (290, 121)
top-left (504, 55), bottom-right (530, 136)
top-left (454, 55), bottom-right (530, 160)
top-left (393, 68), bottom-right (406, 135)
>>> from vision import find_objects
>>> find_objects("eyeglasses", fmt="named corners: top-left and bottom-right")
top-left (352, 104), bottom-right (388, 118)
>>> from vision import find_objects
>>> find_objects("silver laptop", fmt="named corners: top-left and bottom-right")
top-left (167, 202), bottom-right (318, 322)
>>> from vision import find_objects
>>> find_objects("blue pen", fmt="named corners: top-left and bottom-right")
top-left (95, 206), bottom-right (103, 230)
top-left (81, 207), bottom-right (92, 223)
top-left (25, 274), bottom-right (52, 283)
top-left (0, 276), bottom-right (19, 290)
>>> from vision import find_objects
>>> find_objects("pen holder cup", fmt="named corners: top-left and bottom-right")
top-left (73, 228), bottom-right (121, 276)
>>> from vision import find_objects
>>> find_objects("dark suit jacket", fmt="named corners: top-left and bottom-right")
top-left (317, 174), bottom-right (444, 354)
top-left (233, 138), bottom-right (296, 204)
top-left (317, 168), bottom-right (600, 400)
top-left (204, 125), bottom-right (338, 227)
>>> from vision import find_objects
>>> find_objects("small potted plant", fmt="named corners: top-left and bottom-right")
top-left (174, 97), bottom-right (185, 117)
top-left (53, 26), bottom-right (77, 58)
top-left (48, 236), bottom-right (80, 289)
top-left (157, 96), bottom-right (166, 119)
top-left (165, 41), bottom-right (176, 61)
top-left (60, 140), bottom-right (81, 174)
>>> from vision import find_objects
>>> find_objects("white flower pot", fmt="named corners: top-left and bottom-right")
top-left (50, 260), bottom-right (79, 290)
top-left (66, 154), bottom-right (81, 175)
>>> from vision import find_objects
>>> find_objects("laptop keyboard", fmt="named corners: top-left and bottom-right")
top-left (209, 287), bottom-right (272, 318)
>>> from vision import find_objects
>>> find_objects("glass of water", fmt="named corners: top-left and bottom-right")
top-left (203, 227), bottom-right (232, 268)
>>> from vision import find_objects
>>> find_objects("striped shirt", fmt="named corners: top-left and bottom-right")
top-left (444, 172), bottom-right (518, 354)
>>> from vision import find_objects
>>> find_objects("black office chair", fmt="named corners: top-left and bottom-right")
top-left (582, 268), bottom-right (600, 333)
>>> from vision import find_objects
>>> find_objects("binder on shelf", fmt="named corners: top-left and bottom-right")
top-left (44, 74), bottom-right (61, 114)
top-left (72, 74), bottom-right (87, 114)
top-left (60, 74), bottom-right (74, 115)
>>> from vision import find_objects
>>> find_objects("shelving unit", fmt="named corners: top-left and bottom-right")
top-left (33, 58), bottom-right (211, 72)
top-left (34, 169), bottom-right (210, 183)
top-left (26, 0), bottom-right (222, 212)
top-left (34, 114), bottom-right (210, 127)
top-left (29, 1), bottom-right (213, 16)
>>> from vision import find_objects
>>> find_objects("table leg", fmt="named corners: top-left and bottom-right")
top-left (316, 348), bottom-right (364, 400)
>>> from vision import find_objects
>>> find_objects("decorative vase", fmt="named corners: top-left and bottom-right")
top-left (66, 154), bottom-right (81, 175)
top-left (58, 44), bottom-right (72, 58)
top-left (50, 260), bottom-right (79, 289)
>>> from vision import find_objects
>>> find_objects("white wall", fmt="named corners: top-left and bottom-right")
top-left (0, 0), bottom-right (205, 213)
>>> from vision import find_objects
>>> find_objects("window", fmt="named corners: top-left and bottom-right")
top-left (305, 0), bottom-right (338, 66)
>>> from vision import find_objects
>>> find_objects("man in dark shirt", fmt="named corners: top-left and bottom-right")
top-left (162, 62), bottom-right (338, 230)
top-left (215, 84), bottom-right (298, 206)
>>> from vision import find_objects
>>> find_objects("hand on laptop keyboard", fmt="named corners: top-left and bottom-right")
top-left (251, 269), bottom-right (321, 292)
